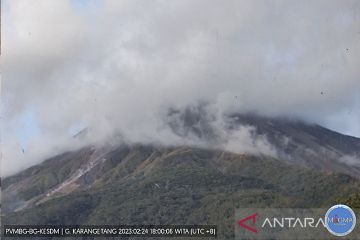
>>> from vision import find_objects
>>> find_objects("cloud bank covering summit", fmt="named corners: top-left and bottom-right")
top-left (2, 0), bottom-right (360, 176)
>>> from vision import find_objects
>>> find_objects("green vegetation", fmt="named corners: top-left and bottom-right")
top-left (338, 192), bottom-right (360, 208)
top-left (3, 146), bottom-right (360, 240)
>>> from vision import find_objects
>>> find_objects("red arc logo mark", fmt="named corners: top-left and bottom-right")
top-left (238, 213), bottom-right (258, 233)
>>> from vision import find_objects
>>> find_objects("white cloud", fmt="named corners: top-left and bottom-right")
top-left (2, 0), bottom-right (360, 176)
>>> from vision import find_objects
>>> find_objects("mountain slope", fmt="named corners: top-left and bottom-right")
top-left (2, 145), bottom-right (360, 239)
top-left (230, 114), bottom-right (360, 177)
top-left (2, 115), bottom-right (360, 239)
top-left (167, 108), bottom-right (360, 177)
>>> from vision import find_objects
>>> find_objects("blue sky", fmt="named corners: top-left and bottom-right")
top-left (70, 0), bottom-right (103, 11)
top-left (14, 109), bottom-right (41, 149)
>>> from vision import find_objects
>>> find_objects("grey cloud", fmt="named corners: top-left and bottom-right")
top-left (2, 0), bottom-right (360, 176)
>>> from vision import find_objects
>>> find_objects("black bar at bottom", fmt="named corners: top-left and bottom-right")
top-left (2, 225), bottom-right (217, 238)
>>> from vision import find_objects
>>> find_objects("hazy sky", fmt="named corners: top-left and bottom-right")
top-left (2, 0), bottom-right (360, 176)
